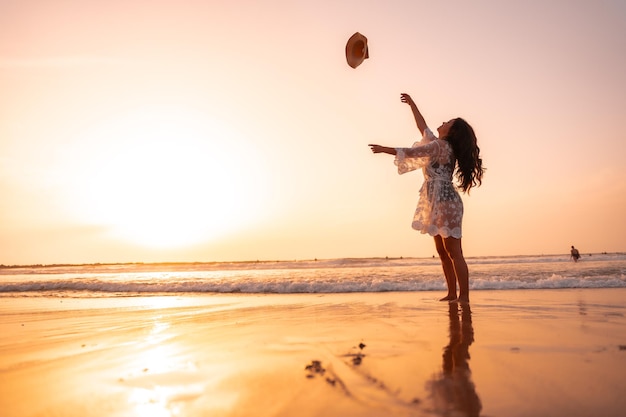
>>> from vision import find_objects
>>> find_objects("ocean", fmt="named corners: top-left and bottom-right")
top-left (1, 253), bottom-right (625, 297)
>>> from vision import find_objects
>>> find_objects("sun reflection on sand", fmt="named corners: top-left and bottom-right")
top-left (129, 386), bottom-right (180, 417)
top-left (121, 313), bottom-right (240, 416)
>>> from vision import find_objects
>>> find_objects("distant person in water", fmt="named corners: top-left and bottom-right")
top-left (369, 93), bottom-right (484, 303)
top-left (570, 246), bottom-right (581, 262)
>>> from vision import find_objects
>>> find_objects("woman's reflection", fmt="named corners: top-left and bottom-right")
top-left (428, 302), bottom-right (482, 417)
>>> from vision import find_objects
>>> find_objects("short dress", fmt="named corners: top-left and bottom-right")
top-left (394, 128), bottom-right (463, 239)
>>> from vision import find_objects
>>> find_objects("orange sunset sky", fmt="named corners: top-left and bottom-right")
top-left (1, 0), bottom-right (625, 265)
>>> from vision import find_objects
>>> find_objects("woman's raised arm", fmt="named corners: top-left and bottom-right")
top-left (401, 93), bottom-right (427, 135)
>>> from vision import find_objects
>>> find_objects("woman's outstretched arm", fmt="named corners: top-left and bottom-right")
top-left (401, 93), bottom-right (427, 135)
top-left (368, 144), bottom-right (397, 155)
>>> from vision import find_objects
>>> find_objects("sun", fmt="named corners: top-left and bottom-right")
top-left (68, 106), bottom-right (269, 248)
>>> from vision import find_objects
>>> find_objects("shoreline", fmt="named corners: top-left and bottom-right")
top-left (1, 288), bottom-right (626, 417)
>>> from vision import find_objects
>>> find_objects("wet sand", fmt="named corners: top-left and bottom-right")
top-left (1, 288), bottom-right (625, 417)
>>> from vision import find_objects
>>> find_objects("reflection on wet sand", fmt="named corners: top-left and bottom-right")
top-left (429, 303), bottom-right (482, 417)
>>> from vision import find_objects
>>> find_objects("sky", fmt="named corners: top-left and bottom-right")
top-left (1, 0), bottom-right (625, 265)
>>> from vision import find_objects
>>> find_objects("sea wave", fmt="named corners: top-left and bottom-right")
top-left (1, 254), bottom-right (624, 296)
top-left (0, 271), bottom-right (624, 296)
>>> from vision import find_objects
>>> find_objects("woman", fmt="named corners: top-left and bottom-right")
top-left (369, 93), bottom-right (484, 303)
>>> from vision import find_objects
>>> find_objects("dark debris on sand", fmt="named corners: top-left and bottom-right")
top-left (304, 360), bottom-right (341, 388)
top-left (305, 360), bottom-right (325, 377)
top-left (344, 341), bottom-right (366, 365)
top-left (304, 342), bottom-right (422, 406)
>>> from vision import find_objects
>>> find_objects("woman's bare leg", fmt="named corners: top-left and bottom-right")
top-left (443, 237), bottom-right (469, 303)
top-left (434, 235), bottom-right (457, 301)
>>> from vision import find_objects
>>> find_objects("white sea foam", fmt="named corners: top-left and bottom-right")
top-left (1, 254), bottom-right (624, 296)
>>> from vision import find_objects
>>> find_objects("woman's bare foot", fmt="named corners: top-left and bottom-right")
top-left (439, 294), bottom-right (457, 302)
top-left (456, 295), bottom-right (470, 304)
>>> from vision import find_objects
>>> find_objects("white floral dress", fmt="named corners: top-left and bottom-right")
top-left (394, 128), bottom-right (463, 239)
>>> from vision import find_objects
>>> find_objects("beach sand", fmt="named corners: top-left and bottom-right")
top-left (1, 289), bottom-right (625, 417)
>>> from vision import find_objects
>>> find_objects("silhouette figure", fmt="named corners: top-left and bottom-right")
top-left (570, 246), bottom-right (581, 262)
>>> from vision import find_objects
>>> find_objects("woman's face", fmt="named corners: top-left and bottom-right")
top-left (437, 119), bottom-right (456, 139)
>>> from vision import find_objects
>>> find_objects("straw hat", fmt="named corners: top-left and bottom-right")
top-left (345, 32), bottom-right (369, 69)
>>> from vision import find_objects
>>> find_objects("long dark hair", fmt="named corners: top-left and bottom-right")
top-left (445, 118), bottom-right (484, 193)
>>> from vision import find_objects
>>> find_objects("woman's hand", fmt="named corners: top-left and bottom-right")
top-left (400, 93), bottom-right (415, 106)
top-left (368, 144), bottom-right (396, 155)
top-left (369, 144), bottom-right (384, 153)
